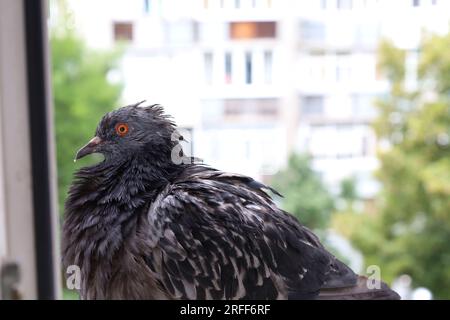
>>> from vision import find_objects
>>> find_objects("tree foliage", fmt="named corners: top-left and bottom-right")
top-left (346, 35), bottom-right (450, 299)
top-left (271, 154), bottom-right (335, 230)
top-left (51, 8), bottom-right (123, 215)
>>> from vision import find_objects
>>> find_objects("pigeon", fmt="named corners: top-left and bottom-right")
top-left (62, 102), bottom-right (400, 300)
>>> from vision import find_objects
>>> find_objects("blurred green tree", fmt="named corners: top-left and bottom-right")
top-left (271, 154), bottom-right (335, 230)
top-left (346, 35), bottom-right (450, 298)
top-left (340, 177), bottom-right (357, 203)
top-left (51, 3), bottom-right (123, 216)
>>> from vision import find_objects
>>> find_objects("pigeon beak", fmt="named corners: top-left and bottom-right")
top-left (74, 136), bottom-right (102, 161)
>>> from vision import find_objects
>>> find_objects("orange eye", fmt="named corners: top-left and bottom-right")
top-left (115, 123), bottom-right (129, 136)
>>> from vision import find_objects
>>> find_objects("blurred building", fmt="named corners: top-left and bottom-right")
top-left (57, 0), bottom-right (450, 197)
top-left (294, 0), bottom-right (450, 197)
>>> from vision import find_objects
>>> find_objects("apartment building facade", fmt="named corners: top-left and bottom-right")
top-left (59, 0), bottom-right (450, 196)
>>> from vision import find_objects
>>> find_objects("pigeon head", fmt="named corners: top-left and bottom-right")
top-left (75, 101), bottom-right (179, 165)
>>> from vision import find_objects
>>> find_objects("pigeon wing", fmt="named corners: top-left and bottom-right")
top-left (143, 170), bottom-right (335, 300)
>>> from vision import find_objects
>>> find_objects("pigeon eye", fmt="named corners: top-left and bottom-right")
top-left (115, 123), bottom-right (129, 136)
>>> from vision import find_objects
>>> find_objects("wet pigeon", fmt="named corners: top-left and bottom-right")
top-left (62, 102), bottom-right (400, 300)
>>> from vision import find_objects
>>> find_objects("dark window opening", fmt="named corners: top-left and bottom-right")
top-left (113, 22), bottom-right (133, 41)
top-left (264, 50), bottom-right (273, 84)
top-left (301, 21), bottom-right (325, 42)
top-left (229, 22), bottom-right (277, 39)
top-left (301, 96), bottom-right (325, 116)
top-left (143, 0), bottom-right (150, 13)
top-left (245, 52), bottom-right (252, 84)
top-left (362, 136), bottom-right (368, 156)
top-left (204, 52), bottom-right (213, 84)
top-left (225, 52), bottom-right (232, 84)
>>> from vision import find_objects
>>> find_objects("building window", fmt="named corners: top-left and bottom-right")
top-left (412, 0), bottom-right (420, 6)
top-left (245, 140), bottom-right (251, 160)
top-left (336, 52), bottom-right (351, 82)
top-left (335, 64), bottom-right (352, 82)
top-left (225, 52), bottom-right (232, 84)
top-left (337, 0), bottom-right (352, 10)
top-left (224, 98), bottom-right (279, 117)
top-left (143, 0), bottom-right (150, 13)
top-left (245, 52), bottom-right (252, 84)
top-left (249, 0), bottom-right (272, 8)
top-left (362, 136), bottom-right (368, 156)
top-left (354, 23), bottom-right (379, 48)
top-left (321, 0), bottom-right (327, 9)
top-left (229, 22), bottom-right (277, 39)
top-left (166, 20), bottom-right (198, 44)
top-left (113, 22), bottom-right (133, 42)
top-left (203, 0), bottom-right (209, 9)
top-left (301, 21), bottom-right (325, 42)
top-left (264, 50), bottom-right (273, 84)
top-left (336, 65), bottom-right (341, 82)
top-left (204, 52), bottom-right (213, 84)
top-left (235, 0), bottom-right (241, 8)
top-left (301, 96), bottom-right (325, 116)
top-left (352, 94), bottom-right (376, 118)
